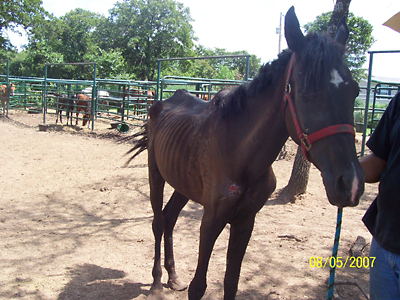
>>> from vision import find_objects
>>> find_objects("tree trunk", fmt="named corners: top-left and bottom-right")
top-left (327, 0), bottom-right (352, 38)
top-left (276, 0), bottom-right (351, 203)
top-left (276, 145), bottom-right (311, 203)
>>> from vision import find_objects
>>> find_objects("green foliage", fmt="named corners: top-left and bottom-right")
top-left (99, 0), bottom-right (196, 80)
top-left (11, 41), bottom-right (64, 77)
top-left (304, 12), bottom-right (375, 81)
top-left (164, 45), bottom-right (261, 80)
top-left (354, 97), bottom-right (364, 108)
top-left (84, 48), bottom-right (128, 79)
top-left (0, 0), bottom-right (49, 51)
top-left (24, 9), bottom-right (105, 79)
top-left (2, 0), bottom-right (262, 81)
top-left (57, 9), bottom-right (101, 63)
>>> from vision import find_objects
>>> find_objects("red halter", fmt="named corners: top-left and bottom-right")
top-left (282, 53), bottom-right (355, 161)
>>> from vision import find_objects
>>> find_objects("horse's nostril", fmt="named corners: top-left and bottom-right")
top-left (336, 174), bottom-right (352, 198)
top-left (336, 175), bottom-right (345, 191)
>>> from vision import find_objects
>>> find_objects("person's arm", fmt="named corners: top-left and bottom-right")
top-left (359, 153), bottom-right (388, 183)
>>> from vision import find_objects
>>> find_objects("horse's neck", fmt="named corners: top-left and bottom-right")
top-left (219, 82), bottom-right (290, 165)
top-left (252, 87), bottom-right (288, 144)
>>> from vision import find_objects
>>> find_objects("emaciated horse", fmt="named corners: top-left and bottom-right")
top-left (128, 7), bottom-right (365, 300)
top-left (0, 83), bottom-right (15, 114)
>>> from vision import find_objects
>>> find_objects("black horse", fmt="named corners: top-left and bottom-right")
top-left (128, 6), bottom-right (365, 300)
top-left (52, 93), bottom-right (74, 125)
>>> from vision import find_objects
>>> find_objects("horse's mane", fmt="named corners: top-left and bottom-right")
top-left (214, 49), bottom-right (292, 118)
top-left (215, 32), bottom-right (346, 118)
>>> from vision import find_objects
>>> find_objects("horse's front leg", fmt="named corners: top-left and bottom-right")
top-left (224, 168), bottom-right (276, 299)
top-left (55, 103), bottom-right (60, 123)
top-left (163, 191), bottom-right (189, 291)
top-left (66, 109), bottom-right (70, 126)
top-left (223, 216), bottom-right (256, 300)
top-left (188, 209), bottom-right (227, 300)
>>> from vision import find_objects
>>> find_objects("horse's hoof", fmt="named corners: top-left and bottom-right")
top-left (146, 290), bottom-right (165, 300)
top-left (168, 278), bottom-right (187, 291)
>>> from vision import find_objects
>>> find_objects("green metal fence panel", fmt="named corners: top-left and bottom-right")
top-left (8, 78), bottom-right (44, 112)
top-left (361, 50), bottom-right (400, 156)
top-left (159, 76), bottom-right (245, 101)
top-left (93, 79), bottom-right (157, 125)
top-left (156, 55), bottom-right (251, 101)
top-left (1, 75), bottom-right (159, 129)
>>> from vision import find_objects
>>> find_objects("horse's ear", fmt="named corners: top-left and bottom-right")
top-left (284, 6), bottom-right (305, 53)
top-left (335, 16), bottom-right (349, 46)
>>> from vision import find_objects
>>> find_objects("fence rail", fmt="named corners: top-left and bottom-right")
top-left (1, 76), bottom-right (158, 129)
top-left (2, 74), bottom-right (397, 134)
top-left (1, 75), bottom-right (247, 130)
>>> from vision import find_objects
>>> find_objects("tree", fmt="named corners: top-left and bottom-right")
top-left (165, 45), bottom-right (261, 80)
top-left (84, 48), bottom-right (128, 79)
top-left (11, 40), bottom-right (63, 77)
top-left (0, 0), bottom-right (49, 51)
top-left (98, 0), bottom-right (196, 81)
top-left (56, 9), bottom-right (102, 64)
top-left (276, 0), bottom-right (364, 203)
top-left (8, 1), bottom-right (260, 81)
top-left (25, 9), bottom-right (106, 79)
top-left (304, 10), bottom-right (375, 82)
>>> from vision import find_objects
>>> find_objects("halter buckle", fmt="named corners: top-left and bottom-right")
top-left (301, 134), bottom-right (312, 152)
top-left (285, 83), bottom-right (291, 94)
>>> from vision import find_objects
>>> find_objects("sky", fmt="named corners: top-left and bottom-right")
top-left (6, 0), bottom-right (400, 78)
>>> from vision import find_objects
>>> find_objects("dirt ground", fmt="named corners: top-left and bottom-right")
top-left (0, 110), bottom-right (378, 300)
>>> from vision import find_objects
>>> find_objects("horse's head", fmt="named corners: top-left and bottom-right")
top-left (82, 113), bottom-right (91, 127)
top-left (9, 84), bottom-right (15, 96)
top-left (283, 6), bottom-right (364, 207)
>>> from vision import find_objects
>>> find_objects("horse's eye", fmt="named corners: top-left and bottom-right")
top-left (348, 80), bottom-right (360, 98)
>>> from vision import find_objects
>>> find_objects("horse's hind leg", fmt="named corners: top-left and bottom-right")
top-left (1, 97), bottom-right (5, 114)
top-left (148, 164), bottom-right (166, 295)
top-left (163, 191), bottom-right (189, 291)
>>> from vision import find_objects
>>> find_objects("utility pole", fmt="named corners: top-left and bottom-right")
top-left (277, 12), bottom-right (283, 54)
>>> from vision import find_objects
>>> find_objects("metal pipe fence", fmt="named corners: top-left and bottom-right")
top-left (5, 68), bottom-right (395, 136)
top-left (2, 76), bottom-right (159, 129)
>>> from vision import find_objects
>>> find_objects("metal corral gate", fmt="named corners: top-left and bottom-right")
top-left (1, 75), bottom-right (157, 129)
top-left (2, 55), bottom-right (252, 130)
top-left (2, 76), bottom-right (246, 130)
top-left (159, 76), bottom-right (246, 101)
top-left (156, 55), bottom-right (251, 101)
top-left (360, 50), bottom-right (400, 155)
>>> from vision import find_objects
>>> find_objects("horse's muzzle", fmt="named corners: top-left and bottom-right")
top-left (323, 164), bottom-right (365, 207)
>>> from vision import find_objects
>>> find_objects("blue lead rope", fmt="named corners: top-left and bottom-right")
top-left (327, 207), bottom-right (343, 300)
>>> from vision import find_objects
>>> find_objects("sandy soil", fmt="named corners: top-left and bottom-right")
top-left (0, 110), bottom-right (377, 300)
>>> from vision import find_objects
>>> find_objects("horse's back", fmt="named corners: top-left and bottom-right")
top-left (149, 89), bottom-right (208, 118)
top-left (147, 89), bottom-right (213, 144)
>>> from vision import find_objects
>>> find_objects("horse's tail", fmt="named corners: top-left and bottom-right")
top-left (122, 124), bottom-right (148, 166)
